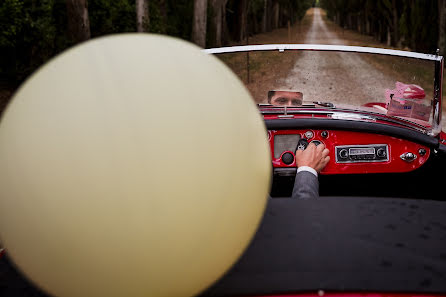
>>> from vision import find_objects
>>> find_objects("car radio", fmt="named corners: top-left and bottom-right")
top-left (335, 144), bottom-right (389, 163)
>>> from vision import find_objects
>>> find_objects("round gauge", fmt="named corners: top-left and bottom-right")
top-left (304, 130), bottom-right (314, 139)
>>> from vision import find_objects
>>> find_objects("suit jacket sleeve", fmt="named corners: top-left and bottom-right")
top-left (291, 171), bottom-right (319, 199)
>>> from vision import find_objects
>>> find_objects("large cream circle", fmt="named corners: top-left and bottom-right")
top-left (0, 34), bottom-right (271, 297)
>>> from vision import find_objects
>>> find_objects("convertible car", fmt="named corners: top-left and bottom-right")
top-left (205, 44), bottom-right (446, 199)
top-left (1, 44), bottom-right (445, 297)
top-left (199, 44), bottom-right (446, 297)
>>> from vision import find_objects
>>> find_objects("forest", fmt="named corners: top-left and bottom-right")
top-left (0, 0), bottom-right (313, 86)
top-left (0, 0), bottom-right (445, 88)
top-left (320, 0), bottom-right (446, 54)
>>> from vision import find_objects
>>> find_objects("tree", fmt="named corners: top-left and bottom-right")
top-left (191, 0), bottom-right (208, 47)
top-left (136, 0), bottom-right (149, 32)
top-left (271, 0), bottom-right (279, 29)
top-left (439, 0), bottom-right (446, 55)
top-left (66, 0), bottom-right (91, 43)
top-left (209, 0), bottom-right (227, 47)
top-left (262, 0), bottom-right (268, 32)
top-left (235, 0), bottom-right (248, 41)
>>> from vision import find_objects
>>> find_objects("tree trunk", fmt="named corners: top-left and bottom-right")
top-left (66, 0), bottom-right (90, 43)
top-left (387, 26), bottom-right (392, 46)
top-left (272, 0), bottom-right (279, 29)
top-left (159, 0), bottom-right (167, 33)
top-left (365, 11), bottom-right (370, 35)
top-left (222, 1), bottom-right (230, 45)
top-left (439, 0), bottom-right (446, 55)
top-left (235, 0), bottom-right (248, 41)
top-left (210, 0), bottom-right (226, 47)
top-left (192, 0), bottom-right (208, 47)
top-left (262, 0), bottom-right (267, 32)
top-left (136, 0), bottom-right (149, 32)
top-left (266, 0), bottom-right (273, 31)
top-left (409, 0), bottom-right (416, 50)
top-left (392, 0), bottom-right (399, 46)
top-left (379, 20), bottom-right (385, 43)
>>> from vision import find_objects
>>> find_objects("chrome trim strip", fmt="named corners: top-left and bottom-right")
top-left (204, 44), bottom-right (443, 61)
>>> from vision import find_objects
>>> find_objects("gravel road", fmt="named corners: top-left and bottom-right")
top-left (279, 8), bottom-right (446, 130)
top-left (280, 9), bottom-right (394, 105)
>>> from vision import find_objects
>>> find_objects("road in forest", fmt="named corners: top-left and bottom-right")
top-left (280, 8), bottom-right (394, 105)
top-left (278, 8), bottom-right (445, 130)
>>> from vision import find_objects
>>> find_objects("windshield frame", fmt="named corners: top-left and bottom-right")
top-left (204, 44), bottom-right (444, 136)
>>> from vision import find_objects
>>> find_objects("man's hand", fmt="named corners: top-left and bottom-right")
top-left (295, 142), bottom-right (330, 173)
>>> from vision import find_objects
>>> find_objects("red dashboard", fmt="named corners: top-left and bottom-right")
top-left (268, 129), bottom-right (431, 175)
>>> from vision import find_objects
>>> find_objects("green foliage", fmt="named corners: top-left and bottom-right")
top-left (320, 0), bottom-right (440, 53)
top-left (0, 0), bottom-right (56, 82)
top-left (148, 0), bottom-right (165, 34)
top-left (163, 0), bottom-right (193, 39)
top-left (248, 0), bottom-right (265, 30)
top-left (295, 0), bottom-right (314, 20)
top-left (89, 0), bottom-right (135, 36)
top-left (0, 0), bottom-right (24, 48)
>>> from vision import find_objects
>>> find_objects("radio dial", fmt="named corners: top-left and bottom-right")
top-left (339, 149), bottom-right (348, 159)
top-left (377, 148), bottom-right (386, 158)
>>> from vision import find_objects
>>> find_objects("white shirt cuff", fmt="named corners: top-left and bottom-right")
top-left (297, 166), bottom-right (318, 177)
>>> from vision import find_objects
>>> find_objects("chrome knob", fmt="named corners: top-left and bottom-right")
top-left (400, 152), bottom-right (417, 162)
top-left (377, 148), bottom-right (386, 158)
top-left (339, 149), bottom-right (348, 159)
top-left (304, 130), bottom-right (314, 139)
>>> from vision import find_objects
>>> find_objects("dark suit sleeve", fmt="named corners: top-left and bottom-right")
top-left (291, 171), bottom-right (319, 199)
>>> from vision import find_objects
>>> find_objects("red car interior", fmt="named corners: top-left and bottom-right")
top-left (269, 129), bottom-right (430, 174)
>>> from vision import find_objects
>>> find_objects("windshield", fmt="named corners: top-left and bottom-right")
top-left (212, 46), bottom-right (442, 133)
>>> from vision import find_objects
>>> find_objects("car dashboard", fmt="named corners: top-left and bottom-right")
top-left (263, 115), bottom-right (446, 199)
top-left (270, 129), bottom-right (430, 176)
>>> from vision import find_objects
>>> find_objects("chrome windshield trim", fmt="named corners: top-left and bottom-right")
top-left (205, 44), bottom-right (443, 136)
top-left (204, 44), bottom-right (443, 61)
top-left (431, 57), bottom-right (444, 135)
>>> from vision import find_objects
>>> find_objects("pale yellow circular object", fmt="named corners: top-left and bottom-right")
top-left (0, 34), bottom-right (271, 297)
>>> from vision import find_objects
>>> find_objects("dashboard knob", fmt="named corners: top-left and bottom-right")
top-left (321, 131), bottom-right (329, 138)
top-left (339, 149), bottom-right (348, 159)
top-left (296, 138), bottom-right (309, 151)
top-left (304, 131), bottom-right (314, 139)
top-left (377, 148), bottom-right (386, 158)
top-left (281, 152), bottom-right (294, 165)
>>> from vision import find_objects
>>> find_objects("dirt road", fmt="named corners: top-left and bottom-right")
top-left (280, 9), bottom-right (395, 105)
top-left (278, 8), bottom-right (445, 130)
